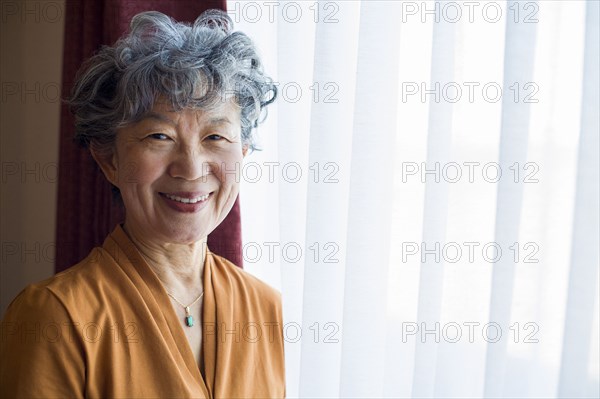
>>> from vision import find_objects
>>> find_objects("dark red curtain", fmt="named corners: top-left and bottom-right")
top-left (56, 0), bottom-right (244, 273)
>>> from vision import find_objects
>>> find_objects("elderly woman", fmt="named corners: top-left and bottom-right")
top-left (0, 10), bottom-right (284, 398)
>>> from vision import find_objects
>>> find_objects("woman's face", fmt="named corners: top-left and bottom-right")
top-left (96, 99), bottom-right (245, 245)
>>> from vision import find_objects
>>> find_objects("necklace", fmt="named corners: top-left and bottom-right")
top-left (138, 252), bottom-right (204, 327)
top-left (166, 291), bottom-right (204, 327)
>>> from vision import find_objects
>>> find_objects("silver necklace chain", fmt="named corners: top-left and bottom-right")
top-left (140, 252), bottom-right (204, 327)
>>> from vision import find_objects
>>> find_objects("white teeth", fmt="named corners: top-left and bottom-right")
top-left (165, 193), bottom-right (210, 204)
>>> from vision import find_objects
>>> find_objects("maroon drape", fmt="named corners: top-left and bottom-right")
top-left (56, 0), bottom-right (244, 273)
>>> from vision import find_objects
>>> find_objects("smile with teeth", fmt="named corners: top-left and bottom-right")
top-left (164, 193), bottom-right (210, 204)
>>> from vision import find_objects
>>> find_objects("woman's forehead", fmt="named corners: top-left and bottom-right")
top-left (147, 99), bottom-right (241, 125)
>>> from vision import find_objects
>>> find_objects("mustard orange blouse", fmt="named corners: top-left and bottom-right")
top-left (0, 225), bottom-right (286, 398)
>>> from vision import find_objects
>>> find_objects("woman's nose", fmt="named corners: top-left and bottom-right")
top-left (168, 148), bottom-right (212, 182)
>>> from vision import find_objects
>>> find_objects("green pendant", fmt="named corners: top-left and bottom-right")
top-left (184, 306), bottom-right (194, 327)
top-left (185, 315), bottom-right (194, 327)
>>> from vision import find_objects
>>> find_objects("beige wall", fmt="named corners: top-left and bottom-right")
top-left (1, 0), bottom-right (65, 316)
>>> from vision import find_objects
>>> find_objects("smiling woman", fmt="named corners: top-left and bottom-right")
top-left (0, 10), bottom-right (284, 398)
top-left (97, 100), bottom-right (245, 245)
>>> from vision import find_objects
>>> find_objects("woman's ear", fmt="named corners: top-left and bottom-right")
top-left (242, 145), bottom-right (248, 157)
top-left (90, 146), bottom-right (119, 187)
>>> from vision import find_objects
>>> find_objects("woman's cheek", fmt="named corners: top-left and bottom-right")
top-left (121, 161), bottom-right (140, 187)
top-left (208, 147), bottom-right (244, 189)
top-left (123, 150), bottom-right (162, 184)
top-left (218, 154), bottom-right (245, 188)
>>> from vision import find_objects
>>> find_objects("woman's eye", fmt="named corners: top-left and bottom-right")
top-left (148, 133), bottom-right (169, 140)
top-left (207, 134), bottom-right (224, 141)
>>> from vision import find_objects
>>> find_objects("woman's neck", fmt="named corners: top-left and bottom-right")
top-left (122, 221), bottom-right (207, 302)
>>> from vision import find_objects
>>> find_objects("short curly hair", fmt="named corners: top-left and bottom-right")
top-left (69, 9), bottom-right (277, 153)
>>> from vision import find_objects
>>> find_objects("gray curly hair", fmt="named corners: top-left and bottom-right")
top-left (69, 9), bottom-right (277, 153)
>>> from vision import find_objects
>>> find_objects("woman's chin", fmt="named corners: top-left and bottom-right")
top-left (160, 223), bottom-right (211, 245)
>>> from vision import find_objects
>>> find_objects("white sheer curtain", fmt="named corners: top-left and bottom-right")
top-left (229, 1), bottom-right (599, 397)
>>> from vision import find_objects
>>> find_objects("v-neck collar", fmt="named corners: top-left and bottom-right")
top-left (103, 224), bottom-right (214, 398)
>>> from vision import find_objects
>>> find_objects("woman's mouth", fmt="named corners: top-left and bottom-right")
top-left (159, 192), bottom-right (213, 213)
top-left (163, 193), bottom-right (210, 204)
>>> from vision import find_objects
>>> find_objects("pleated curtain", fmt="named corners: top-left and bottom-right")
top-left (233, 0), bottom-right (599, 397)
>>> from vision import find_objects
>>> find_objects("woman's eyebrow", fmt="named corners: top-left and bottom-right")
top-left (207, 117), bottom-right (231, 126)
top-left (143, 112), bottom-right (177, 126)
top-left (142, 113), bottom-right (231, 127)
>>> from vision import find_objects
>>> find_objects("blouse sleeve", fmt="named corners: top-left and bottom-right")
top-left (0, 284), bottom-right (85, 398)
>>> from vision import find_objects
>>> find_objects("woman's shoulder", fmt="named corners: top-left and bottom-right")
top-left (0, 256), bottom-right (102, 397)
top-left (2, 247), bottom-right (118, 320)
top-left (208, 251), bottom-right (282, 306)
